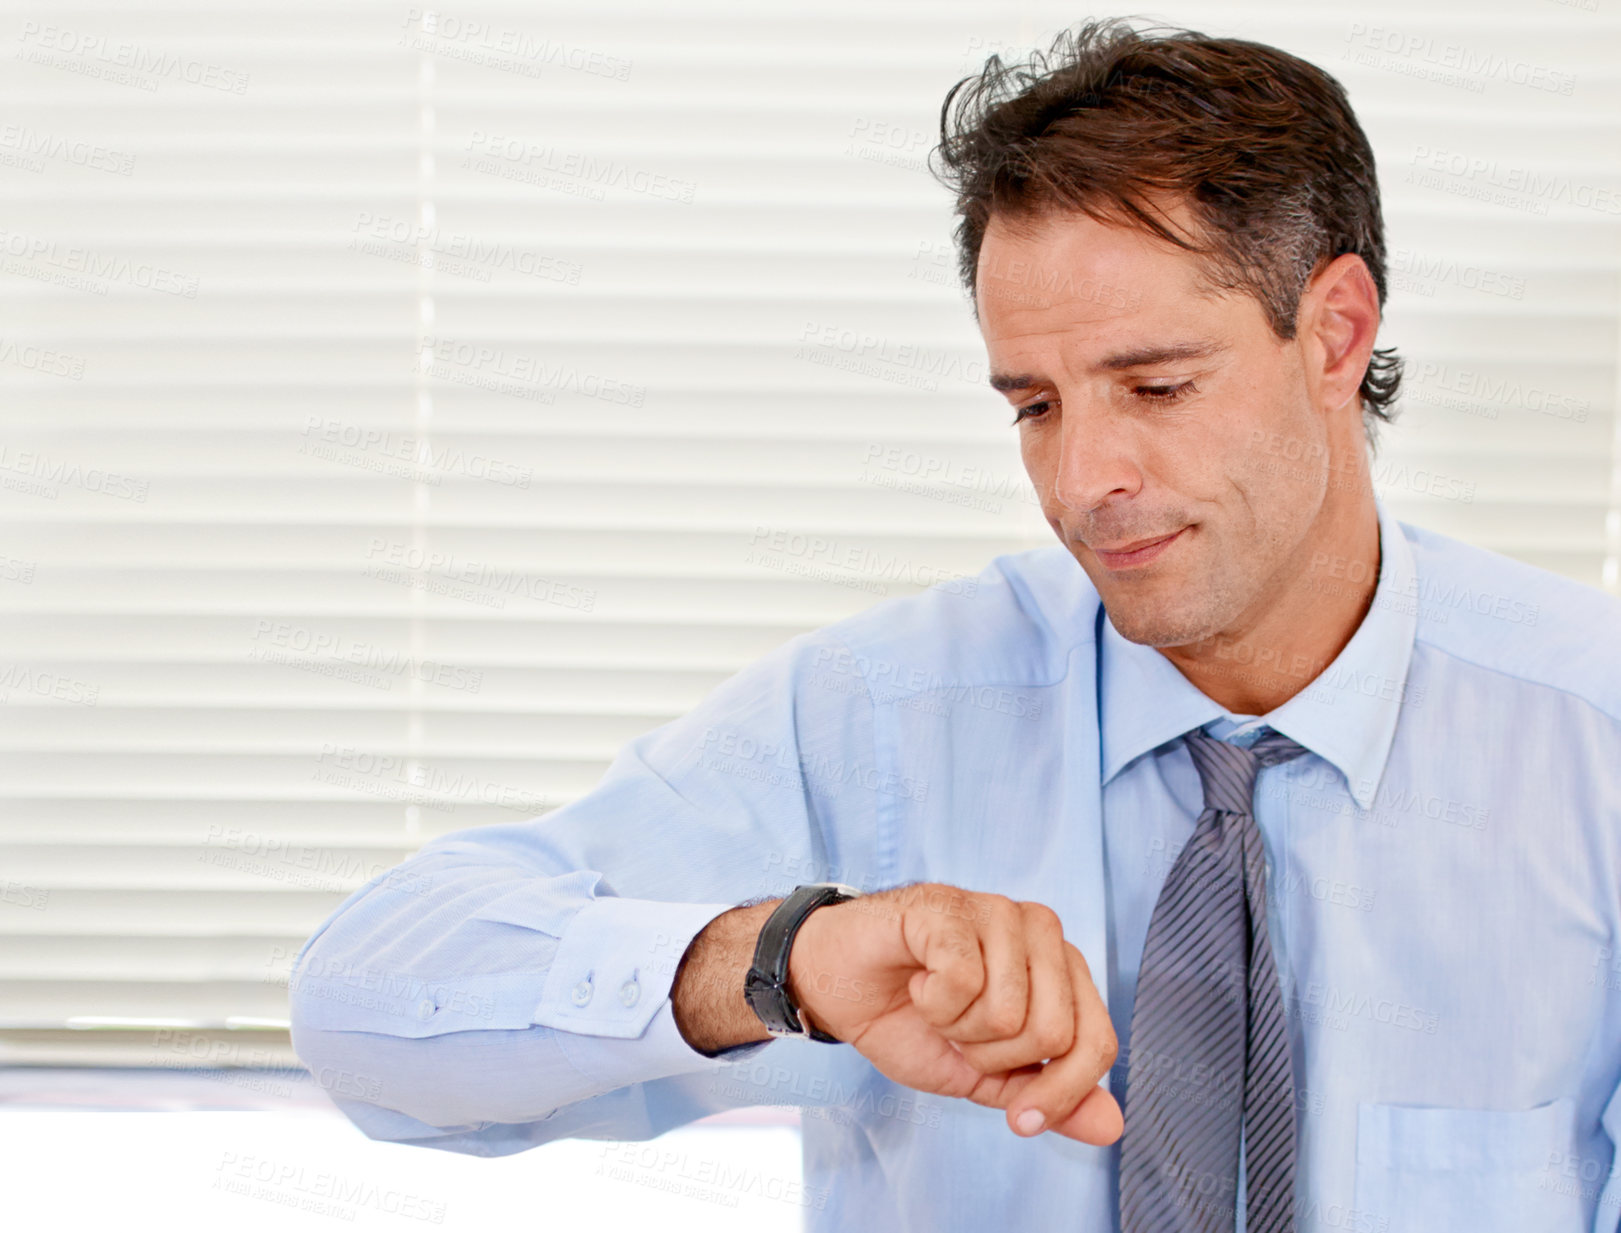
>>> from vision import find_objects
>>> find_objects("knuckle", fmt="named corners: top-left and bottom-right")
top-left (1030, 1031), bottom-right (1064, 1063)
top-left (984, 1002), bottom-right (1025, 1038)
top-left (943, 925), bottom-right (981, 965)
top-left (1021, 901), bottom-right (1063, 935)
top-left (1038, 1019), bottom-right (1075, 1059)
top-left (1092, 1032), bottom-right (1119, 1074)
top-left (1065, 941), bottom-right (1095, 982)
top-left (935, 959), bottom-right (979, 999)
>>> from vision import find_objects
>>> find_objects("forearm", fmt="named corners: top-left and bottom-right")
top-left (671, 899), bottom-right (782, 1054)
top-left (289, 840), bottom-right (762, 1137)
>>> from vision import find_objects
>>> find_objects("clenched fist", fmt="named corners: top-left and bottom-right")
top-left (785, 882), bottom-right (1121, 1145)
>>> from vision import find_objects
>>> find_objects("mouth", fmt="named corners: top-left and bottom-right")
top-left (1090, 526), bottom-right (1187, 571)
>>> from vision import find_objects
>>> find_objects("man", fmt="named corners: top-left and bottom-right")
top-left (289, 18), bottom-right (1621, 1232)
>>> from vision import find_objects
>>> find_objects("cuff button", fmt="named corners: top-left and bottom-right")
top-left (571, 978), bottom-right (593, 1007)
top-left (619, 979), bottom-right (640, 1008)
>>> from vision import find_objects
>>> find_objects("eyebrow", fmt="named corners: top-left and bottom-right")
top-left (988, 339), bottom-right (1228, 393)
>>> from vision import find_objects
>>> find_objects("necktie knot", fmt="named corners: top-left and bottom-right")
top-left (1183, 727), bottom-right (1309, 817)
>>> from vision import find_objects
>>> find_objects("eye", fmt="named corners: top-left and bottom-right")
top-left (1010, 399), bottom-right (1053, 425)
top-left (1134, 381), bottom-right (1197, 404)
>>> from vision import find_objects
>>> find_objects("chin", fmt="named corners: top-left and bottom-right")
top-left (1100, 594), bottom-right (1219, 649)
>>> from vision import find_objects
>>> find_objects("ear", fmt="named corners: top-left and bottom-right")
top-left (1299, 252), bottom-right (1380, 421)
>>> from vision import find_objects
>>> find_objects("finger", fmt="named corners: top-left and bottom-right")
top-left (934, 895), bottom-right (1029, 1045)
top-left (955, 902), bottom-right (1074, 1070)
top-left (1003, 944), bottom-right (1118, 1139)
top-left (955, 1063), bottom-right (1124, 1149)
top-left (967, 1067), bottom-right (1123, 1147)
top-left (902, 900), bottom-right (986, 1029)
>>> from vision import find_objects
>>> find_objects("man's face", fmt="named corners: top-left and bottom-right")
top-left (977, 204), bottom-right (1336, 648)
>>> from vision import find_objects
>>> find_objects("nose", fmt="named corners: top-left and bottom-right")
top-left (1046, 394), bottom-right (1143, 514)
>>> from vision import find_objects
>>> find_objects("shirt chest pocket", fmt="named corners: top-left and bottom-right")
top-left (1353, 1097), bottom-right (1581, 1233)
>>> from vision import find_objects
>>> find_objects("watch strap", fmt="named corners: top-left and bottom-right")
top-left (743, 882), bottom-right (862, 1042)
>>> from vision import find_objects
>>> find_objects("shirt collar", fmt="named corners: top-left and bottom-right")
top-left (1098, 496), bottom-right (1417, 811)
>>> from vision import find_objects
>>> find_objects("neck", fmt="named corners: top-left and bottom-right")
top-left (1159, 454), bottom-right (1382, 716)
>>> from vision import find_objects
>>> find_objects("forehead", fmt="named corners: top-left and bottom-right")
top-left (974, 205), bottom-right (1226, 355)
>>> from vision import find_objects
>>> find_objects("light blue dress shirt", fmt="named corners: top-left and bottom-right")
top-left (290, 497), bottom-right (1621, 1232)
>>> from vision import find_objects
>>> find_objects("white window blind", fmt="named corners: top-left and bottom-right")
top-left (1, 0), bottom-right (1616, 1068)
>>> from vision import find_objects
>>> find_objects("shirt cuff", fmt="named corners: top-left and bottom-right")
top-left (534, 895), bottom-right (777, 1082)
top-left (533, 896), bottom-right (741, 1040)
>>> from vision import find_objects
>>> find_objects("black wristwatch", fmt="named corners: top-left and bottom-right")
top-left (743, 882), bottom-right (863, 1042)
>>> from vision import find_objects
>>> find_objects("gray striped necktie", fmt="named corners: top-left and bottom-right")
top-left (1119, 726), bottom-right (1308, 1233)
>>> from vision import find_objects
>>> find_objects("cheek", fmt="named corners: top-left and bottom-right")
top-left (1135, 426), bottom-right (1228, 502)
top-left (1017, 430), bottom-right (1057, 500)
top-left (1201, 387), bottom-right (1321, 497)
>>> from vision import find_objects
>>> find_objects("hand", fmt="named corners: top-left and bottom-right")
top-left (786, 882), bottom-right (1122, 1145)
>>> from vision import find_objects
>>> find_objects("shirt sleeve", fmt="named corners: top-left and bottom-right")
top-left (287, 627), bottom-right (888, 1153)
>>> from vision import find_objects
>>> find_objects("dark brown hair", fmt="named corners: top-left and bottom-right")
top-left (931, 17), bottom-right (1403, 445)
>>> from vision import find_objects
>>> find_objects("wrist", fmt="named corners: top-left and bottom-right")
top-left (784, 901), bottom-right (831, 1015)
top-left (672, 901), bottom-right (779, 1055)
top-left (745, 882), bottom-right (862, 1043)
